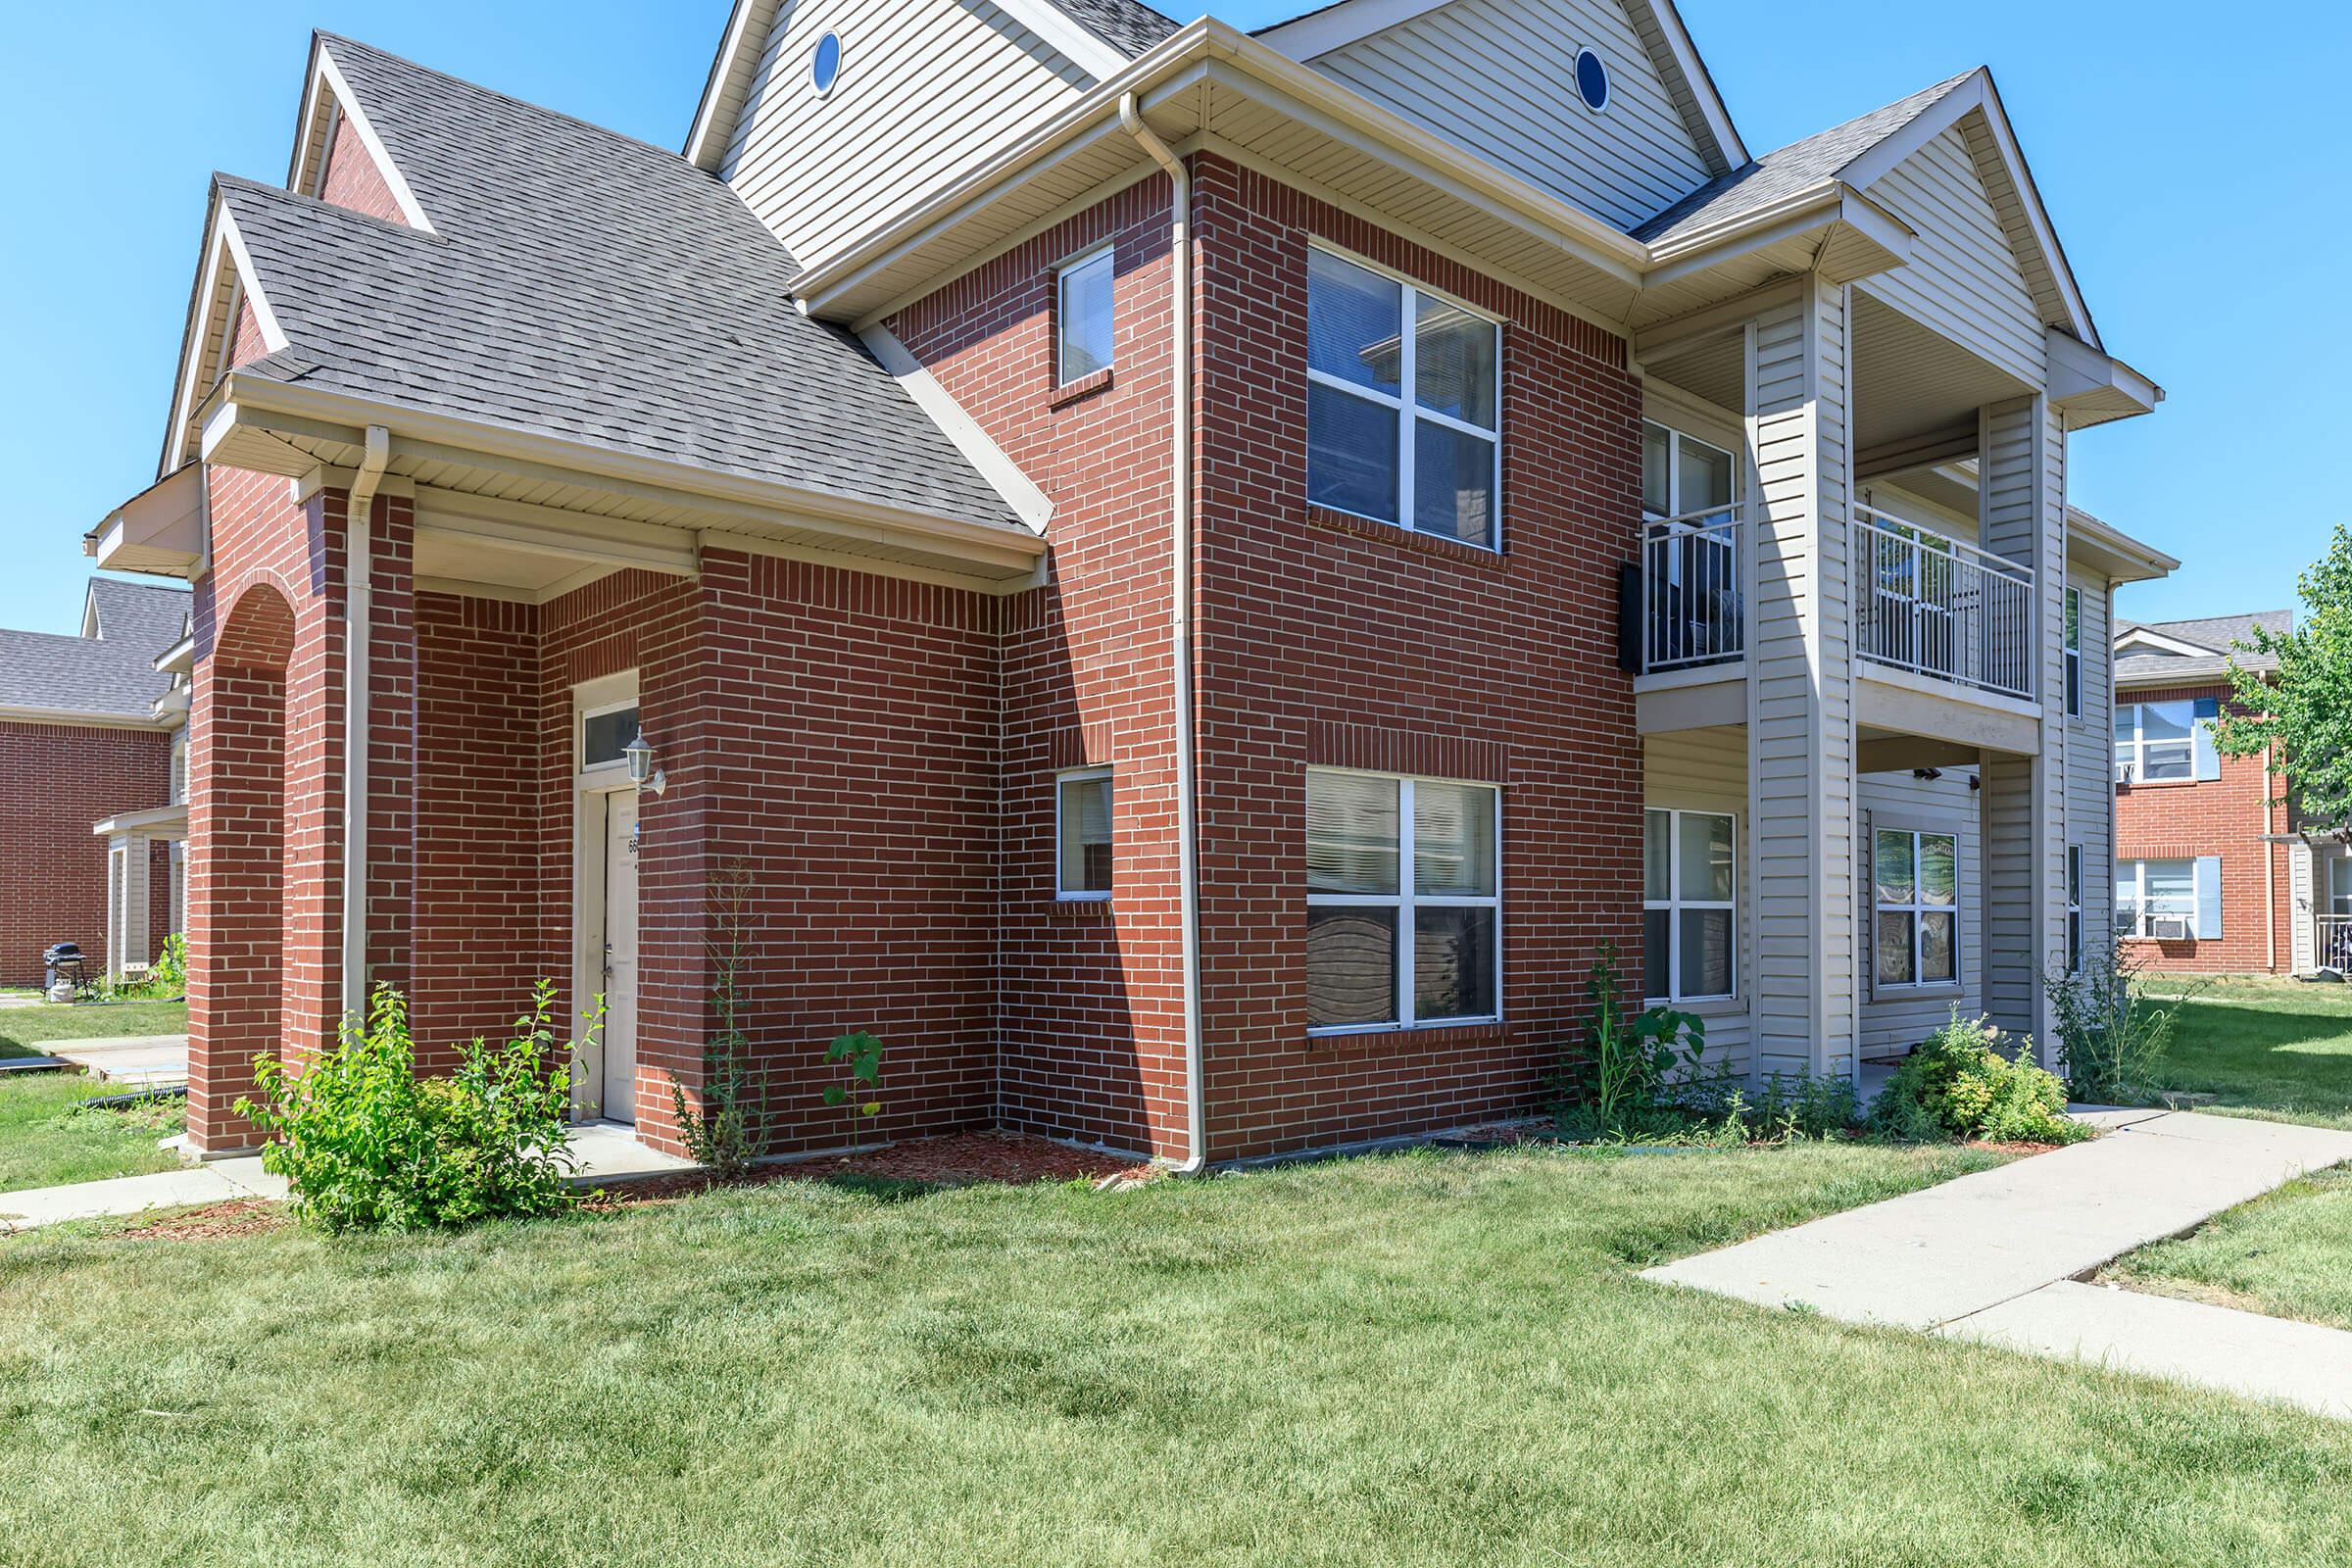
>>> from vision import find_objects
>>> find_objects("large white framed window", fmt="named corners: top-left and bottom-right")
top-left (1055, 247), bottom-right (1114, 384)
top-left (1055, 767), bottom-right (1112, 900)
top-left (2116, 858), bottom-right (2218, 940)
top-left (2115, 699), bottom-right (2218, 783)
top-left (1874, 826), bottom-right (1959, 989)
top-left (1305, 769), bottom-right (1500, 1032)
top-left (1305, 247), bottom-right (1501, 549)
top-left (2064, 587), bottom-right (2082, 719)
top-left (1642, 808), bottom-right (1737, 1003)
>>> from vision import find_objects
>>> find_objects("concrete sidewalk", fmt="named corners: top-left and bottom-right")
top-left (1642, 1109), bottom-right (2352, 1418)
top-left (50, 1034), bottom-right (188, 1088)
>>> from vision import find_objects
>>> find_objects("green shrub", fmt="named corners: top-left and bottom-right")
top-left (1747, 1071), bottom-right (1860, 1141)
top-left (1559, 942), bottom-right (1712, 1141)
top-left (2043, 940), bottom-right (2186, 1102)
top-left (239, 981), bottom-right (582, 1232)
top-left (1866, 1010), bottom-right (2087, 1146)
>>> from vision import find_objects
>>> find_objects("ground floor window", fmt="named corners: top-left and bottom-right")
top-left (1875, 826), bottom-right (1958, 988)
top-left (1305, 768), bottom-right (1500, 1031)
top-left (1642, 808), bottom-right (1736, 1003)
top-left (2067, 844), bottom-right (2083, 972)
top-left (2116, 857), bottom-right (2219, 940)
top-left (2328, 855), bottom-right (2352, 917)
top-left (1055, 768), bottom-right (1112, 899)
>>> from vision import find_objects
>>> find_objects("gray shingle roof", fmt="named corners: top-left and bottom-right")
top-left (220, 34), bottom-right (1019, 531)
top-left (2115, 611), bottom-right (2292, 688)
top-left (0, 581), bottom-right (189, 721)
top-left (1049, 0), bottom-right (1181, 57)
top-left (1633, 71), bottom-right (1976, 245)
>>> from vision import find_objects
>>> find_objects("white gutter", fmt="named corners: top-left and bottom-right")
top-left (2266, 742), bottom-right (2278, 973)
top-left (340, 424), bottom-right (389, 1020)
top-left (1120, 95), bottom-right (1207, 1176)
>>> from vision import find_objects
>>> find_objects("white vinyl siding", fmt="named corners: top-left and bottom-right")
top-left (1857, 123), bottom-right (2046, 386)
top-left (718, 0), bottom-right (1090, 265)
top-left (1302, 0), bottom-right (1715, 229)
top-left (2063, 568), bottom-right (2114, 955)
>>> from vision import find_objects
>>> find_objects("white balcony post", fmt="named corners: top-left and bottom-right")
top-left (1744, 277), bottom-right (1858, 1084)
top-left (1977, 394), bottom-right (2068, 1061)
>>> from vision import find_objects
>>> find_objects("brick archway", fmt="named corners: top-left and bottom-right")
top-left (186, 581), bottom-right (297, 1155)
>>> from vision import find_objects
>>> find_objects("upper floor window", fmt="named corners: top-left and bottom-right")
top-left (1305, 247), bottom-right (1500, 550)
top-left (2064, 587), bottom-right (2082, 718)
top-left (1056, 248), bottom-right (1113, 385)
top-left (1573, 47), bottom-right (1611, 113)
top-left (811, 31), bottom-right (843, 95)
top-left (2114, 698), bottom-right (2218, 783)
top-left (1305, 768), bottom-right (1499, 1031)
top-left (1642, 422), bottom-right (1734, 519)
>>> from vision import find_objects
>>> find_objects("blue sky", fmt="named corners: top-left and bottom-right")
top-left (5, 1), bottom-right (2341, 637)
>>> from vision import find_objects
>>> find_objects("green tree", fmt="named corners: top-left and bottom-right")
top-left (2209, 521), bottom-right (2352, 836)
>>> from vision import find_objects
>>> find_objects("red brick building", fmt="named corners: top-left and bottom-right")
top-left (92, 5), bottom-right (2169, 1162)
top-left (2111, 612), bottom-right (2301, 974)
top-left (0, 579), bottom-right (191, 987)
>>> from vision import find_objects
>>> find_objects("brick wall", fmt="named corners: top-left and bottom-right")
top-left (0, 721), bottom-right (172, 985)
top-left (2114, 680), bottom-right (2292, 973)
top-left (318, 109), bottom-right (405, 224)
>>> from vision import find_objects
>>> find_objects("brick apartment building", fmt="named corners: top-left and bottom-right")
top-left (89, 2), bottom-right (2173, 1163)
top-left (0, 579), bottom-right (192, 986)
top-left (2111, 612), bottom-right (2309, 975)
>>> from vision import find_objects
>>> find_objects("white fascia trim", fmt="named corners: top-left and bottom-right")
top-left (1830, 70), bottom-right (2096, 348)
top-left (858, 323), bottom-right (1054, 532)
top-left (2112, 625), bottom-right (2211, 659)
top-left (217, 372), bottom-right (1049, 564)
top-left (1253, 0), bottom-right (1452, 61)
top-left (684, 0), bottom-right (763, 171)
top-left (993, 0), bottom-right (1129, 80)
top-left (314, 45), bottom-right (438, 235)
top-left (163, 205), bottom-right (287, 476)
top-left (1639, 0), bottom-right (1746, 168)
top-left (0, 706), bottom-right (171, 731)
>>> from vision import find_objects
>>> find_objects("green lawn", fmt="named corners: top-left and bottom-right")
top-left (0, 1001), bottom-right (188, 1194)
top-left (11, 1144), bottom-right (2352, 1565)
top-left (2107, 1164), bottom-right (2352, 1332)
top-left (2139, 977), bottom-right (2352, 1127)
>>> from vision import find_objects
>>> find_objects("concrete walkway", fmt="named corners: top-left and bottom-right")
top-left (0, 1119), bottom-right (695, 1234)
top-left (1643, 1109), bottom-right (2352, 1418)
top-left (50, 1034), bottom-right (188, 1088)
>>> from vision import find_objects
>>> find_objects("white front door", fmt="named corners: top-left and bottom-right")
top-left (601, 792), bottom-right (641, 1122)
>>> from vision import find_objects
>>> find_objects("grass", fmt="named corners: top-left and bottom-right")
top-left (12, 1143), bottom-right (2352, 1564)
top-left (2107, 1164), bottom-right (2352, 1331)
top-left (0, 1000), bottom-right (188, 1194)
top-left (2137, 976), bottom-right (2352, 1128)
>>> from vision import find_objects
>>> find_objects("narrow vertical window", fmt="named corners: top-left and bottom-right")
top-left (2067, 844), bottom-right (2083, 972)
top-left (1305, 247), bottom-right (1500, 548)
top-left (1305, 769), bottom-right (1500, 1030)
top-left (2064, 587), bottom-right (2082, 719)
top-left (1056, 768), bottom-right (1112, 899)
top-left (1055, 248), bottom-right (1114, 385)
top-left (1875, 827), bottom-right (1959, 987)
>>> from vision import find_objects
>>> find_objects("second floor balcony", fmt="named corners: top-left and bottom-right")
top-left (1853, 506), bottom-right (2036, 703)
top-left (1641, 504), bottom-right (1743, 673)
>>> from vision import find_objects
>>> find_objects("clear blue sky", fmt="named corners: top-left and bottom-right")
top-left (5, 1), bottom-right (2341, 637)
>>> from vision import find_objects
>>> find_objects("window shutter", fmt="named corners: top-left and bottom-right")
top-left (2192, 696), bottom-right (2222, 781)
top-left (2194, 856), bottom-right (2224, 940)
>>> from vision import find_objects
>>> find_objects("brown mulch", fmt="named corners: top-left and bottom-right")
top-left (587, 1131), bottom-right (1157, 1208)
top-left (117, 1200), bottom-right (287, 1242)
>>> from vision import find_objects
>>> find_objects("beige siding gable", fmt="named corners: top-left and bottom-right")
top-left (721, 0), bottom-right (1094, 265)
top-left (1858, 119), bottom-right (2045, 386)
top-left (1302, 0), bottom-right (1717, 230)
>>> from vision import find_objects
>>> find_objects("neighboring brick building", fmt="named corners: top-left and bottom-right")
top-left (2112, 612), bottom-right (2299, 974)
top-left (0, 578), bottom-right (191, 986)
top-left (91, 5), bottom-right (2170, 1162)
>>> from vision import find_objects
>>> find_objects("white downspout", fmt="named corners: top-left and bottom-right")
top-left (1119, 96), bottom-right (1206, 1174)
top-left (2264, 742), bottom-right (2278, 973)
top-left (340, 425), bottom-right (389, 1021)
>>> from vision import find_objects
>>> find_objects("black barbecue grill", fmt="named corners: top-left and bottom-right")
top-left (42, 942), bottom-right (88, 995)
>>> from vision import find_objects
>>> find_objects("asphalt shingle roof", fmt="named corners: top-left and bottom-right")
top-left (220, 34), bottom-right (1020, 530)
top-left (2115, 611), bottom-right (2291, 687)
top-left (1633, 72), bottom-right (1976, 245)
top-left (1050, 0), bottom-right (1182, 57)
top-left (0, 581), bottom-right (189, 721)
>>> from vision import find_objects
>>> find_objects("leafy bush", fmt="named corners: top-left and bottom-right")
top-left (239, 981), bottom-right (582, 1232)
top-left (1558, 942), bottom-right (1713, 1141)
top-left (2043, 941), bottom-right (2186, 1102)
top-left (146, 933), bottom-right (188, 998)
top-left (1866, 1010), bottom-right (2087, 1146)
top-left (823, 1030), bottom-right (885, 1149)
top-left (1746, 1071), bottom-right (1860, 1141)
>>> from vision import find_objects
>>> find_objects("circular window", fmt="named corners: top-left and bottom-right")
top-left (811, 31), bottom-right (842, 95)
top-left (1574, 47), bottom-right (1609, 113)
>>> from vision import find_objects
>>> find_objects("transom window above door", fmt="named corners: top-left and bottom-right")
top-left (1305, 247), bottom-right (1500, 550)
top-left (581, 703), bottom-right (641, 769)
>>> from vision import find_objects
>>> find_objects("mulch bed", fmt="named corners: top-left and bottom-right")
top-left (589, 1130), bottom-right (1157, 1208)
top-left (118, 1200), bottom-right (286, 1242)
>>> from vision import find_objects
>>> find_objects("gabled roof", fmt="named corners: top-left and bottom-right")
top-left (1637, 67), bottom-right (2096, 346)
top-left (2115, 611), bottom-right (2292, 687)
top-left (194, 34), bottom-right (1021, 532)
top-left (0, 580), bottom-right (189, 723)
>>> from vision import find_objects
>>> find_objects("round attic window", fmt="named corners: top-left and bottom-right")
top-left (811, 31), bottom-right (842, 95)
top-left (1574, 47), bottom-right (1609, 113)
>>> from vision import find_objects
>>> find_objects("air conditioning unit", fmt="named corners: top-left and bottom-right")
top-left (2115, 761), bottom-right (2134, 785)
top-left (2151, 916), bottom-right (2189, 940)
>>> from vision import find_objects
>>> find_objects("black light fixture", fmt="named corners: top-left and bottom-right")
top-left (1912, 767), bottom-right (1942, 781)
